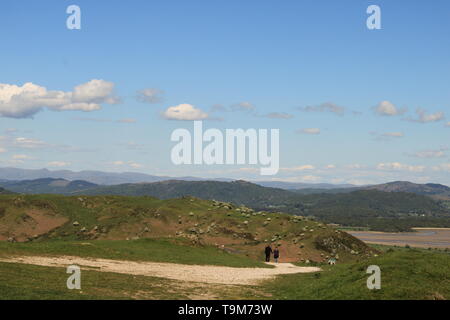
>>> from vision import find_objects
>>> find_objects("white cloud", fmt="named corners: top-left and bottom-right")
top-left (382, 132), bottom-right (404, 138)
top-left (111, 161), bottom-right (144, 169)
top-left (345, 164), bottom-right (365, 169)
top-left (0, 147), bottom-right (6, 153)
top-left (14, 137), bottom-right (47, 149)
top-left (0, 79), bottom-right (120, 118)
top-left (263, 112), bottom-right (294, 119)
top-left (445, 122), bottom-right (450, 127)
top-left (373, 101), bottom-right (406, 116)
top-left (432, 163), bottom-right (450, 172)
top-left (136, 88), bottom-right (164, 104)
top-left (324, 164), bottom-right (336, 169)
top-left (300, 175), bottom-right (321, 182)
top-left (231, 102), bottom-right (255, 112)
top-left (281, 165), bottom-right (315, 172)
top-left (298, 128), bottom-right (320, 135)
top-left (117, 118), bottom-right (136, 123)
top-left (376, 162), bottom-right (425, 172)
top-left (299, 102), bottom-right (345, 115)
top-left (47, 161), bottom-right (71, 167)
top-left (410, 148), bottom-right (446, 159)
top-left (163, 103), bottom-right (209, 120)
top-left (12, 154), bottom-right (33, 160)
top-left (406, 108), bottom-right (445, 123)
top-left (129, 162), bottom-right (143, 169)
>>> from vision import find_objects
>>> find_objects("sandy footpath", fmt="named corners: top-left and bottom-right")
top-left (0, 255), bottom-right (321, 285)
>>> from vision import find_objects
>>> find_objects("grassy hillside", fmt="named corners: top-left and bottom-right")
top-left (264, 247), bottom-right (450, 300)
top-left (75, 180), bottom-right (450, 231)
top-left (2, 178), bottom-right (449, 231)
top-left (0, 194), bottom-right (375, 263)
top-left (74, 179), bottom-right (304, 210)
top-left (0, 238), bottom-right (268, 268)
top-left (1, 244), bottom-right (448, 300)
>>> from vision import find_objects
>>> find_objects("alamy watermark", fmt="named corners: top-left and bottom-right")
top-left (66, 265), bottom-right (81, 290)
top-left (366, 265), bottom-right (381, 290)
top-left (170, 121), bottom-right (279, 175)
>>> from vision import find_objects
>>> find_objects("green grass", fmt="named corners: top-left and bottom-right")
top-left (0, 238), bottom-right (270, 268)
top-left (0, 262), bottom-right (263, 300)
top-left (262, 248), bottom-right (450, 300)
top-left (1, 241), bottom-right (448, 300)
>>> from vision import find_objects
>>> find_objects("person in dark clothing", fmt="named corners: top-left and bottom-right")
top-left (273, 247), bottom-right (280, 263)
top-left (264, 245), bottom-right (273, 262)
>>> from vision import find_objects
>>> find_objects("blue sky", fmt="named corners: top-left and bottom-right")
top-left (1, 0), bottom-right (450, 185)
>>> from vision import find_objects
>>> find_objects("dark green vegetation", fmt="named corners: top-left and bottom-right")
top-left (0, 178), bottom-right (97, 194)
top-left (300, 190), bottom-right (450, 232)
top-left (264, 246), bottom-right (450, 300)
top-left (0, 187), bottom-right (13, 195)
top-left (73, 180), bottom-right (450, 232)
top-left (1, 178), bottom-right (450, 231)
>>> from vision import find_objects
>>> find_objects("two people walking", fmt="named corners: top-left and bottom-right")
top-left (264, 245), bottom-right (279, 263)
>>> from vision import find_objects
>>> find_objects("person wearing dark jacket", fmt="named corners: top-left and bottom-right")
top-left (273, 247), bottom-right (280, 263)
top-left (264, 245), bottom-right (273, 262)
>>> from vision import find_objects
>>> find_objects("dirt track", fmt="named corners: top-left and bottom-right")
top-left (0, 255), bottom-right (321, 285)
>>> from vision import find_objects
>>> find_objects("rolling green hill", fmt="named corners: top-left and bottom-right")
top-left (73, 180), bottom-right (450, 231)
top-left (0, 193), bottom-right (375, 263)
top-left (1, 178), bottom-right (449, 231)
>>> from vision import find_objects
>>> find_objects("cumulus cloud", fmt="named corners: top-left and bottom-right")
top-left (297, 128), bottom-right (320, 135)
top-left (345, 163), bottom-right (365, 169)
top-left (373, 101), bottom-right (407, 116)
top-left (298, 102), bottom-right (345, 115)
top-left (111, 160), bottom-right (144, 169)
top-left (231, 102), bottom-right (255, 112)
top-left (280, 165), bottom-right (315, 172)
top-left (408, 147), bottom-right (447, 159)
top-left (163, 103), bottom-right (209, 120)
top-left (136, 88), bottom-right (164, 104)
top-left (117, 118), bottom-right (136, 124)
top-left (405, 108), bottom-right (445, 123)
top-left (376, 162), bottom-right (425, 172)
top-left (370, 131), bottom-right (404, 141)
top-left (12, 154), bottom-right (33, 160)
top-left (262, 112), bottom-right (294, 119)
top-left (382, 132), bottom-right (404, 138)
top-left (432, 163), bottom-right (450, 172)
top-left (0, 79), bottom-right (120, 118)
top-left (47, 161), bottom-right (71, 167)
top-left (14, 137), bottom-right (47, 149)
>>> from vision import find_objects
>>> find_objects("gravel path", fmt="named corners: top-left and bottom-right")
top-left (0, 255), bottom-right (321, 285)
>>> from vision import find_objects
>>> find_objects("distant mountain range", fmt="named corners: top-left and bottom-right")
top-left (0, 167), bottom-right (234, 185)
top-left (0, 167), bottom-right (352, 189)
top-left (0, 167), bottom-right (450, 200)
